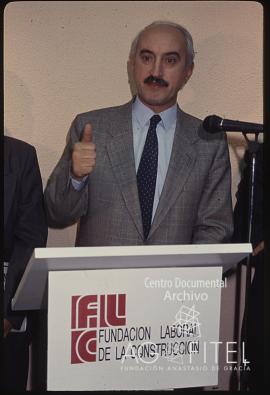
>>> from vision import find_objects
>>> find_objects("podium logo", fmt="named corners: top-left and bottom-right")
top-left (71, 294), bottom-right (126, 363)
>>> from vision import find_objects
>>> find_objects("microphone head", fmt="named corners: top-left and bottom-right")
top-left (202, 115), bottom-right (223, 133)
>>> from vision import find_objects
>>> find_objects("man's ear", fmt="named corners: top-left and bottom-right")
top-left (127, 58), bottom-right (137, 97)
top-left (185, 62), bottom-right (194, 83)
top-left (127, 57), bottom-right (135, 75)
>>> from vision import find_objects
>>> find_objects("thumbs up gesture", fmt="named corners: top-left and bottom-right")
top-left (71, 123), bottom-right (96, 179)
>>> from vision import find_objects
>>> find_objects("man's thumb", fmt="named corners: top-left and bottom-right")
top-left (81, 123), bottom-right (93, 143)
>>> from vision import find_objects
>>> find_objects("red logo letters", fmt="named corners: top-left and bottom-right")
top-left (71, 294), bottom-right (126, 363)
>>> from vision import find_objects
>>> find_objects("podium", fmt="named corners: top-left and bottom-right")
top-left (12, 243), bottom-right (251, 391)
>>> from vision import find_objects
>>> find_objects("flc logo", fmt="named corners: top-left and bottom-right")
top-left (71, 294), bottom-right (126, 363)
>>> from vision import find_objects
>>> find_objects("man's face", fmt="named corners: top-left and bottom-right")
top-left (131, 25), bottom-right (194, 113)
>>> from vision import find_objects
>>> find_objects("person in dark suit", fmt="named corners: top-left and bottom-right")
top-left (3, 136), bottom-right (48, 391)
top-left (44, 21), bottom-right (233, 246)
top-left (232, 143), bottom-right (264, 390)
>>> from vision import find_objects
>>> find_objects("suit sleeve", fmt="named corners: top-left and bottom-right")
top-left (44, 116), bottom-right (89, 228)
top-left (192, 134), bottom-right (234, 244)
top-left (5, 146), bottom-right (48, 329)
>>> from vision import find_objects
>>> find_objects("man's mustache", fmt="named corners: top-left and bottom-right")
top-left (144, 75), bottom-right (169, 87)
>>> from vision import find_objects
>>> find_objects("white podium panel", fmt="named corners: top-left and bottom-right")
top-left (47, 266), bottom-right (223, 390)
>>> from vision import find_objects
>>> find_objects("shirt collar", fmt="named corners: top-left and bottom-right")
top-left (132, 96), bottom-right (177, 131)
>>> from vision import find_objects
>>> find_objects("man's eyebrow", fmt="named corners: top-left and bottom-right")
top-left (164, 52), bottom-right (180, 59)
top-left (139, 49), bottom-right (180, 58)
top-left (139, 49), bottom-right (154, 55)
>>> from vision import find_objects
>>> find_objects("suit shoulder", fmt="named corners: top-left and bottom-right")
top-left (75, 101), bottom-right (132, 122)
top-left (4, 135), bottom-right (36, 154)
top-left (181, 111), bottom-right (203, 128)
top-left (4, 137), bottom-right (37, 170)
top-left (178, 109), bottom-right (227, 145)
top-left (180, 109), bottom-right (202, 123)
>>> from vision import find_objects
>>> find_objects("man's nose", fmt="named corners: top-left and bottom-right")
top-left (151, 58), bottom-right (163, 77)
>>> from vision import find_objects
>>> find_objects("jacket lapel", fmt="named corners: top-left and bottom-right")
top-left (105, 101), bottom-right (144, 239)
top-left (149, 108), bottom-right (199, 237)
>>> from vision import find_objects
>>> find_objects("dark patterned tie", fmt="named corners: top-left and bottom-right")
top-left (137, 114), bottom-right (161, 240)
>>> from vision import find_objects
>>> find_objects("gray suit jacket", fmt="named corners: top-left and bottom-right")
top-left (44, 100), bottom-right (233, 246)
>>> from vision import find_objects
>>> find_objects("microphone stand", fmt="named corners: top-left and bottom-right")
top-left (239, 132), bottom-right (260, 391)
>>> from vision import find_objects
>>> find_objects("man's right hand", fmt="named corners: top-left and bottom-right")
top-left (71, 123), bottom-right (96, 179)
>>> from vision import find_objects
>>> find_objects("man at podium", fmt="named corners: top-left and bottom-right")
top-left (3, 136), bottom-right (48, 390)
top-left (44, 21), bottom-right (233, 246)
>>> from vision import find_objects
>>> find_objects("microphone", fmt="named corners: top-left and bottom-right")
top-left (203, 115), bottom-right (263, 133)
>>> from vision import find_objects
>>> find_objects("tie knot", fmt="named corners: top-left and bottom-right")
top-left (150, 114), bottom-right (161, 128)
